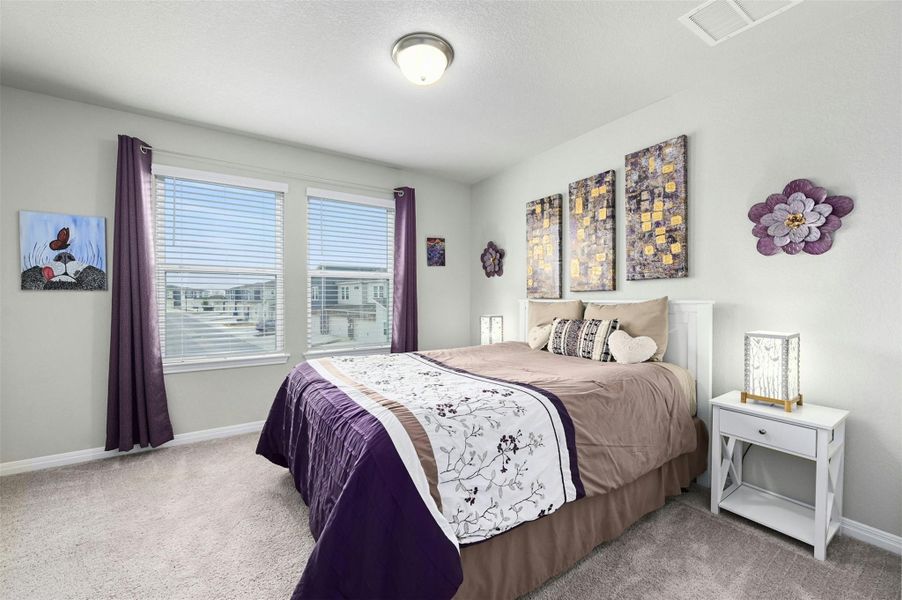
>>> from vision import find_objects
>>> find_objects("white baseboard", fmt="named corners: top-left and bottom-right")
top-left (841, 516), bottom-right (902, 556)
top-left (0, 420), bottom-right (265, 477)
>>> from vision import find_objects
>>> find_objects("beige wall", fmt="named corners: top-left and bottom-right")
top-left (0, 87), bottom-right (472, 462)
top-left (469, 3), bottom-right (901, 536)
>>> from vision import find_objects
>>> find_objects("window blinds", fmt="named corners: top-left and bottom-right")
top-left (307, 191), bottom-right (395, 353)
top-left (153, 170), bottom-right (285, 365)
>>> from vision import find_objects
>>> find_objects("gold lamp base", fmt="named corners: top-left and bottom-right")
top-left (741, 391), bottom-right (803, 413)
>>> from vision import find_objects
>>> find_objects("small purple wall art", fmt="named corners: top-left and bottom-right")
top-left (748, 179), bottom-right (854, 256)
top-left (480, 241), bottom-right (505, 277)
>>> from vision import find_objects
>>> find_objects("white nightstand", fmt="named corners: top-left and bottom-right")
top-left (710, 390), bottom-right (849, 560)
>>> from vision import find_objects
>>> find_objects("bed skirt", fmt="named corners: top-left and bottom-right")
top-left (455, 417), bottom-right (708, 600)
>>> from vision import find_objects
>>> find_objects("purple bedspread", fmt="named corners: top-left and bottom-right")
top-left (256, 363), bottom-right (463, 599)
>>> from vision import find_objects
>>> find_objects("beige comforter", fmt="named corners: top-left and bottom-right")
top-left (423, 342), bottom-right (698, 497)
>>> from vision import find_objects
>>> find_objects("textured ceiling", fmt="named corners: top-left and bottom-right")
top-left (0, 1), bottom-right (871, 182)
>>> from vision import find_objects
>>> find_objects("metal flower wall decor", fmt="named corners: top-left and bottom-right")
top-left (749, 179), bottom-right (854, 256)
top-left (480, 241), bottom-right (505, 277)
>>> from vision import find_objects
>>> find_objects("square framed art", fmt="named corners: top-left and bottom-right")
top-left (19, 210), bottom-right (107, 291)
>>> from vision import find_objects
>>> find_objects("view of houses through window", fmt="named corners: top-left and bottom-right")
top-left (163, 274), bottom-right (278, 358)
top-left (307, 191), bottom-right (394, 352)
top-left (154, 168), bottom-right (285, 364)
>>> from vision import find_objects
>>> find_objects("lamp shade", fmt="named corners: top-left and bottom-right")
top-left (391, 33), bottom-right (454, 86)
top-left (743, 331), bottom-right (801, 411)
top-left (480, 315), bottom-right (503, 345)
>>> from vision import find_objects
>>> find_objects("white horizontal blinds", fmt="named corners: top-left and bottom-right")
top-left (154, 173), bottom-right (285, 363)
top-left (307, 193), bottom-right (394, 352)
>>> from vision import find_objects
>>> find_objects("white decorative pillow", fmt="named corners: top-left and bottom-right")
top-left (527, 324), bottom-right (552, 350)
top-left (608, 330), bottom-right (657, 364)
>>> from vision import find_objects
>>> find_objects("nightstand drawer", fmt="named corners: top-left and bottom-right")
top-left (719, 409), bottom-right (816, 458)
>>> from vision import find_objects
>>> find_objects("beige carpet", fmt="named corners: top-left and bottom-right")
top-left (1, 433), bottom-right (898, 600)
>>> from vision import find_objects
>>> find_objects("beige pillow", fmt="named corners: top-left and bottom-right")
top-left (527, 324), bottom-right (552, 350)
top-left (527, 300), bottom-right (584, 331)
top-left (584, 297), bottom-right (668, 361)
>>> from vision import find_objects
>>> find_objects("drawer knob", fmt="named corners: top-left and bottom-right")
top-left (758, 428), bottom-right (767, 435)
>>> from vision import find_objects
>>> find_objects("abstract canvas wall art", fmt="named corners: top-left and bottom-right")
top-left (526, 194), bottom-right (562, 298)
top-left (569, 170), bottom-right (615, 291)
top-left (19, 211), bottom-right (107, 290)
top-left (625, 135), bottom-right (688, 280)
top-left (426, 236), bottom-right (446, 266)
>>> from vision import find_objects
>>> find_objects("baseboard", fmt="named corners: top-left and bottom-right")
top-left (0, 420), bottom-right (265, 477)
top-left (841, 516), bottom-right (902, 556)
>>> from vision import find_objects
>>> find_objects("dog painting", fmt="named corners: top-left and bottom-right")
top-left (19, 211), bottom-right (107, 291)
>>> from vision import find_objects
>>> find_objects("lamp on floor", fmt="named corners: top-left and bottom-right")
top-left (742, 331), bottom-right (802, 412)
top-left (480, 315), bottom-right (503, 345)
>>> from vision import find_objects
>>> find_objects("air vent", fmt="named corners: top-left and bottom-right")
top-left (680, 0), bottom-right (802, 46)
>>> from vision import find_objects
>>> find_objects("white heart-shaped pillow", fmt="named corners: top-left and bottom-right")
top-left (527, 324), bottom-right (553, 350)
top-left (608, 330), bottom-right (657, 364)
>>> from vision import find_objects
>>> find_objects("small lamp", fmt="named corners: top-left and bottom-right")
top-left (742, 331), bottom-right (802, 412)
top-left (480, 315), bottom-right (503, 345)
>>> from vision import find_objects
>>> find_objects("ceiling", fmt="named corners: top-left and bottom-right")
top-left (0, 1), bottom-right (872, 183)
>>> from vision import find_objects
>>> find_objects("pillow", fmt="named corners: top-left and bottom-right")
top-left (527, 324), bottom-right (552, 350)
top-left (527, 300), bottom-right (584, 331)
top-left (583, 297), bottom-right (668, 361)
top-left (608, 330), bottom-right (657, 364)
top-left (547, 318), bottom-right (620, 362)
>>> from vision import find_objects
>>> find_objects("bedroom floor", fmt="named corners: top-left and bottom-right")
top-left (1, 434), bottom-right (898, 600)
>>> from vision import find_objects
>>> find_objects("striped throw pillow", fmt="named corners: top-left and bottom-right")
top-left (547, 318), bottom-right (620, 362)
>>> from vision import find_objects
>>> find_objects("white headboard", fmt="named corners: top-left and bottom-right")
top-left (518, 298), bottom-right (714, 484)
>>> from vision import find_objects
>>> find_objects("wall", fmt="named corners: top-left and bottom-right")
top-left (0, 87), bottom-right (471, 462)
top-left (469, 3), bottom-right (901, 536)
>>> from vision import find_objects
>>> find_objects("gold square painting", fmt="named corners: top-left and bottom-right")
top-left (526, 194), bottom-right (562, 298)
top-left (569, 170), bottom-right (615, 291)
top-left (625, 135), bottom-right (688, 280)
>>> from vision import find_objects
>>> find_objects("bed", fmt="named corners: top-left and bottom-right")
top-left (257, 299), bottom-right (713, 599)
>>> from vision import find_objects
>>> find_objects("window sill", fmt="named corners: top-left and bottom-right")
top-left (304, 345), bottom-right (390, 360)
top-left (163, 353), bottom-right (290, 374)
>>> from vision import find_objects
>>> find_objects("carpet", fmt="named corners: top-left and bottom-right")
top-left (1, 433), bottom-right (898, 599)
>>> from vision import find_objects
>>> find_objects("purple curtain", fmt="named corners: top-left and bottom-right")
top-left (106, 135), bottom-right (174, 451)
top-left (391, 187), bottom-right (418, 353)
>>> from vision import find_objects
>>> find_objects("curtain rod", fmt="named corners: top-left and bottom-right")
top-left (139, 145), bottom-right (398, 195)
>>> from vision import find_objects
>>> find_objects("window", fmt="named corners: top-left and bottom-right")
top-left (307, 188), bottom-right (394, 353)
top-left (152, 165), bottom-right (288, 372)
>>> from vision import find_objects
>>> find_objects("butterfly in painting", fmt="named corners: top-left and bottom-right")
top-left (49, 227), bottom-right (70, 251)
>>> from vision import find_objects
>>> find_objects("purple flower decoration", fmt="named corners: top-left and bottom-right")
top-left (749, 179), bottom-right (854, 256)
top-left (480, 241), bottom-right (505, 277)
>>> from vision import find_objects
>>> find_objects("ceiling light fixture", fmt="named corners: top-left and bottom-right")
top-left (391, 32), bottom-right (454, 86)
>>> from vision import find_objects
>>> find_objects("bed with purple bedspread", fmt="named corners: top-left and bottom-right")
top-left (257, 342), bottom-right (696, 599)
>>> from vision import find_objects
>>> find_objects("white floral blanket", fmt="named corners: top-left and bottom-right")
top-left (308, 352), bottom-right (582, 544)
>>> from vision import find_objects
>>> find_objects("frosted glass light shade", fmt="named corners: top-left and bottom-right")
top-left (480, 315), bottom-right (503, 345)
top-left (391, 33), bottom-right (454, 86)
top-left (744, 331), bottom-right (800, 401)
